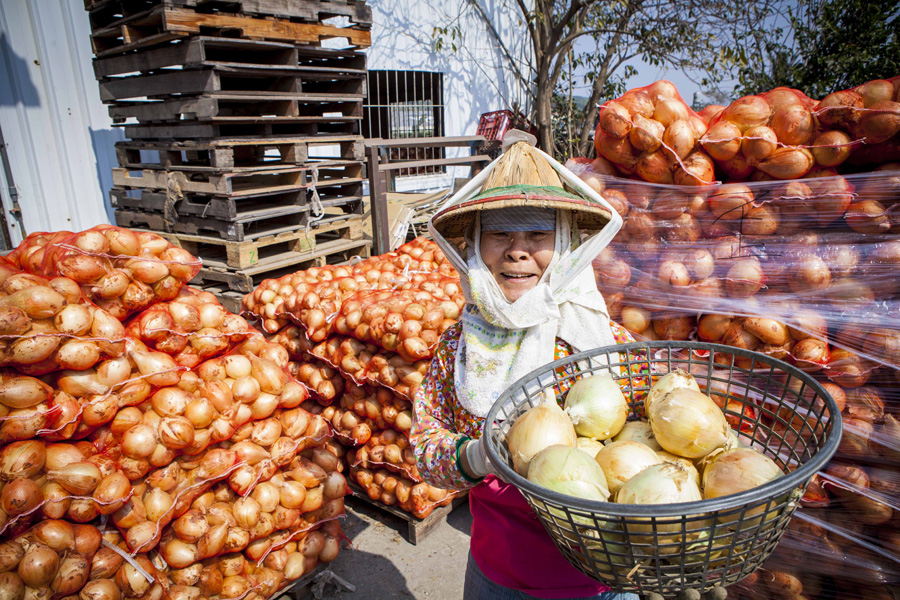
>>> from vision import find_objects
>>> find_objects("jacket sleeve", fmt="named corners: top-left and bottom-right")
top-left (410, 329), bottom-right (483, 492)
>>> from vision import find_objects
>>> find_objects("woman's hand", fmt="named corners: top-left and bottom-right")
top-left (460, 438), bottom-right (492, 479)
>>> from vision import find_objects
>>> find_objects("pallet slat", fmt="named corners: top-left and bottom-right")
top-left (91, 6), bottom-right (371, 56)
top-left (108, 95), bottom-right (363, 124)
top-left (121, 119), bottom-right (359, 139)
top-left (115, 136), bottom-right (365, 170)
top-left (160, 216), bottom-right (364, 269)
top-left (88, 0), bottom-right (372, 32)
top-left (194, 236), bottom-right (372, 292)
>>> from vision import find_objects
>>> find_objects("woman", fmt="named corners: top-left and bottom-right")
top-left (410, 134), bottom-right (639, 600)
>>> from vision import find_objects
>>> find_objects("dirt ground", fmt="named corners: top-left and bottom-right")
top-left (293, 495), bottom-right (474, 600)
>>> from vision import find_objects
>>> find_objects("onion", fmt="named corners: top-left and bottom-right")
top-left (702, 121), bottom-right (741, 160)
top-left (594, 440), bottom-right (662, 496)
top-left (770, 105), bottom-right (815, 145)
top-left (654, 97), bottom-right (689, 128)
top-left (80, 579), bottom-right (121, 600)
top-left (644, 369), bottom-right (699, 415)
top-left (35, 520), bottom-right (75, 551)
top-left (616, 463), bottom-right (704, 551)
top-left (656, 450), bottom-right (700, 486)
top-left (811, 130), bottom-right (853, 167)
top-left (51, 554), bottom-right (90, 597)
top-left (599, 101), bottom-right (633, 139)
top-left (0, 439), bottom-right (46, 478)
top-left (506, 389), bottom-right (577, 476)
top-left (673, 151), bottom-right (715, 185)
top-left (562, 373), bottom-right (628, 440)
top-left (0, 572), bottom-right (25, 600)
top-left (629, 115), bottom-right (665, 152)
top-left (18, 543), bottom-right (58, 588)
top-left (526, 445), bottom-right (609, 501)
top-left (48, 461), bottom-right (102, 495)
top-left (663, 120), bottom-right (696, 160)
top-left (1, 477), bottom-right (41, 515)
top-left (575, 438), bottom-right (605, 459)
top-left (89, 547), bottom-right (123, 580)
top-left (858, 100), bottom-right (900, 143)
top-left (758, 147), bottom-right (815, 179)
top-left (650, 388), bottom-right (730, 459)
top-left (702, 448), bottom-right (783, 524)
top-left (721, 96), bottom-right (771, 132)
top-left (611, 420), bottom-right (662, 451)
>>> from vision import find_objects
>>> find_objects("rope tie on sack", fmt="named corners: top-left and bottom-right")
top-left (306, 164), bottom-right (325, 233)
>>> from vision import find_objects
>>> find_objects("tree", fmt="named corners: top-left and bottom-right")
top-left (434, 0), bottom-right (781, 159)
top-left (733, 0), bottom-right (900, 98)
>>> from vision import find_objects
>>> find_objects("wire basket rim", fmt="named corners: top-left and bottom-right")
top-left (483, 340), bottom-right (843, 517)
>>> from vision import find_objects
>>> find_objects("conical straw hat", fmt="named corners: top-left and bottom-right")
top-left (431, 138), bottom-right (613, 239)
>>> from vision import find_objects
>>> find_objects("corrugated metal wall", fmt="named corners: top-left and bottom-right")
top-left (0, 0), bottom-right (119, 245)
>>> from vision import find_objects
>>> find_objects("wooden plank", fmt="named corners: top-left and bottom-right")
top-left (364, 136), bottom-right (487, 149)
top-left (194, 237), bottom-right (372, 292)
top-left (159, 216), bottom-right (364, 269)
top-left (115, 136), bottom-right (365, 170)
top-left (161, 7), bottom-right (371, 45)
top-left (346, 482), bottom-right (469, 545)
top-left (378, 155), bottom-right (491, 172)
top-left (91, 6), bottom-right (371, 57)
top-left (111, 187), bottom-right (308, 221)
top-left (88, 0), bottom-right (372, 32)
top-left (108, 95), bottom-right (363, 124)
top-left (367, 144), bottom-right (390, 256)
top-left (92, 36), bottom-right (366, 78)
top-left (121, 119), bottom-right (359, 139)
top-left (112, 166), bottom-right (308, 195)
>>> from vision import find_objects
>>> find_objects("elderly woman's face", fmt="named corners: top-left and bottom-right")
top-left (480, 230), bottom-right (556, 302)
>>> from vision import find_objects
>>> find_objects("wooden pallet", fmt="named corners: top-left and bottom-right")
top-left (113, 165), bottom-right (311, 195)
top-left (194, 235), bottom-right (372, 292)
top-left (86, 0), bottom-right (372, 31)
top-left (346, 483), bottom-right (469, 545)
top-left (108, 95), bottom-right (363, 124)
top-left (111, 187), bottom-right (308, 220)
top-left (121, 119), bottom-right (359, 140)
top-left (115, 135), bottom-right (365, 170)
top-left (195, 283), bottom-right (245, 314)
top-left (98, 66), bottom-right (366, 103)
top-left (115, 206), bottom-right (308, 241)
top-left (160, 216), bottom-right (364, 269)
top-left (90, 5), bottom-right (371, 56)
top-left (93, 36), bottom-right (366, 78)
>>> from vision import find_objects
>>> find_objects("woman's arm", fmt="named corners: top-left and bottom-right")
top-left (410, 328), bottom-right (484, 491)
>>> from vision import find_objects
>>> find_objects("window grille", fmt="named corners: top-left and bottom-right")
top-left (363, 70), bottom-right (446, 176)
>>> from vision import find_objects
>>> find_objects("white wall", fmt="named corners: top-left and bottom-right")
top-left (0, 0), bottom-right (120, 244)
top-left (365, 0), bottom-right (533, 190)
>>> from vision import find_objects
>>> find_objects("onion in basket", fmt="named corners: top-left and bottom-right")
top-left (649, 388), bottom-right (731, 459)
top-left (563, 373), bottom-right (628, 440)
top-left (612, 421), bottom-right (662, 451)
top-left (507, 389), bottom-right (576, 477)
top-left (702, 448), bottom-right (784, 525)
top-left (527, 445), bottom-right (610, 502)
top-left (644, 368), bottom-right (700, 415)
top-left (594, 441), bottom-right (662, 497)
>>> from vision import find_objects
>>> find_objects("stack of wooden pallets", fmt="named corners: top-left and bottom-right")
top-left (85, 0), bottom-right (373, 310)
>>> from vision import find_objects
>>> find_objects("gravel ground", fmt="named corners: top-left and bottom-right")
top-left (293, 495), bottom-right (473, 600)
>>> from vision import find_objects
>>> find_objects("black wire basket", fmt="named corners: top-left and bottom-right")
top-left (483, 341), bottom-right (842, 597)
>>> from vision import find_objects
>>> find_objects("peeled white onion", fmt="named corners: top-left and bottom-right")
top-left (507, 389), bottom-right (577, 477)
top-left (563, 373), bottom-right (629, 440)
top-left (649, 388), bottom-right (730, 459)
top-left (594, 441), bottom-right (663, 497)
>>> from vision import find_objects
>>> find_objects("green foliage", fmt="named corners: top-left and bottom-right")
top-left (735, 0), bottom-right (900, 98)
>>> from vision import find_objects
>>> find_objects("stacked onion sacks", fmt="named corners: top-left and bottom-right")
top-left (571, 85), bottom-right (900, 599)
top-left (248, 240), bottom-right (465, 520)
top-left (8, 225), bottom-right (201, 320)
top-left (0, 225), bottom-right (350, 600)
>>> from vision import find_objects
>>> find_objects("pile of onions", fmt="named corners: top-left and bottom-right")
top-left (161, 519), bottom-right (342, 600)
top-left (350, 428), bottom-right (420, 482)
top-left (340, 381), bottom-right (412, 434)
top-left (0, 263), bottom-right (128, 375)
top-left (563, 373), bottom-right (629, 440)
top-left (365, 351), bottom-right (429, 400)
top-left (506, 389), bottom-right (577, 476)
top-left (159, 450), bottom-right (347, 566)
top-left (288, 358), bottom-right (345, 405)
top-left (311, 335), bottom-right (376, 383)
top-left (222, 408), bottom-right (332, 496)
top-left (112, 447), bottom-right (238, 552)
top-left (8, 225), bottom-right (201, 319)
top-left (0, 439), bottom-right (133, 534)
top-left (350, 463), bottom-right (454, 519)
top-left (125, 288), bottom-right (252, 368)
top-left (593, 82), bottom-right (716, 185)
top-left (0, 520), bottom-right (102, 600)
top-left (105, 348), bottom-right (309, 476)
top-left (304, 399), bottom-right (374, 447)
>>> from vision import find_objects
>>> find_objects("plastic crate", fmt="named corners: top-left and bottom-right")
top-left (477, 110), bottom-right (537, 142)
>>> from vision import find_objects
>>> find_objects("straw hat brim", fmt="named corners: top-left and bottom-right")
top-left (431, 186), bottom-right (612, 239)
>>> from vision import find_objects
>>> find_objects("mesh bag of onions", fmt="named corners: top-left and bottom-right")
top-left (568, 152), bottom-right (900, 599)
top-left (7, 225), bottom-right (202, 320)
top-left (593, 80), bottom-right (717, 186)
top-left (348, 463), bottom-right (457, 519)
top-left (700, 77), bottom-right (900, 181)
top-left (0, 260), bottom-right (128, 375)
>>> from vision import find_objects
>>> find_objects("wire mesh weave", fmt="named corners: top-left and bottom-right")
top-left (483, 341), bottom-right (842, 597)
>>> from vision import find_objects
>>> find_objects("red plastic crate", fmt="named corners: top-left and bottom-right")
top-left (477, 110), bottom-right (537, 142)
